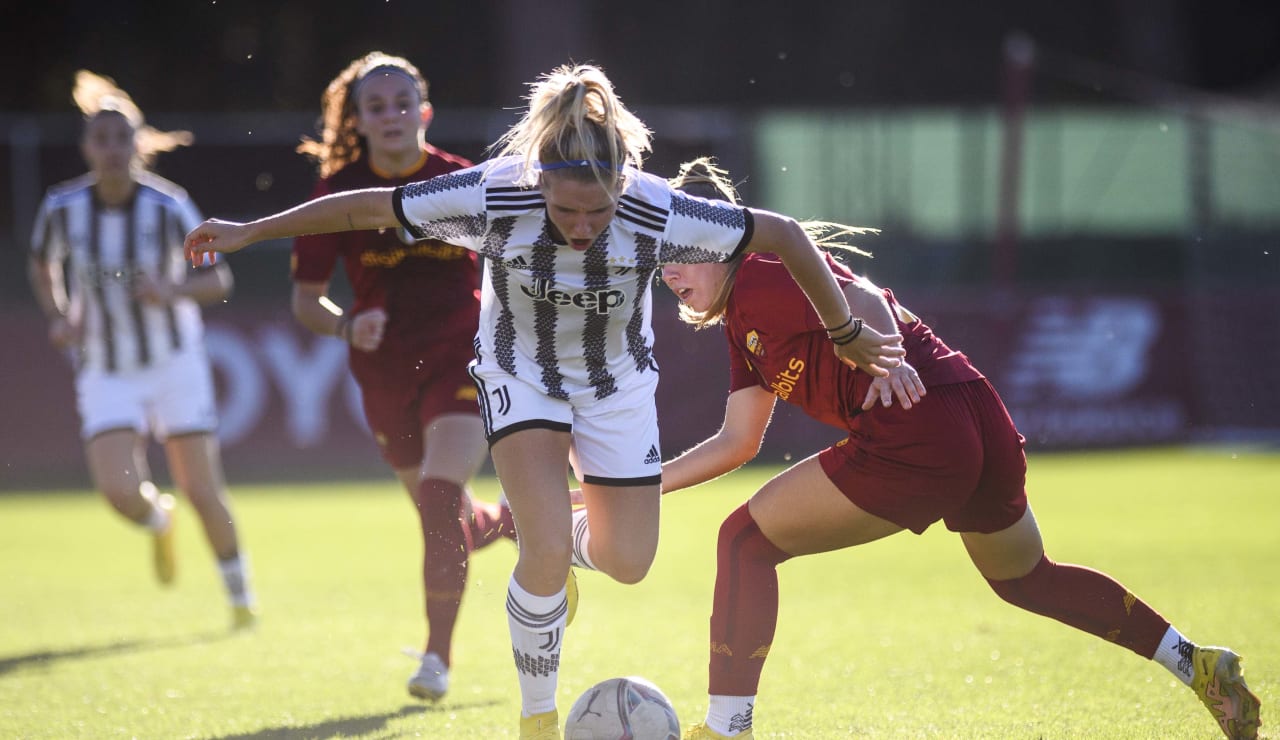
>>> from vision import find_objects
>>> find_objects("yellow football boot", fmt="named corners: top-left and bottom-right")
top-left (1190, 646), bottom-right (1261, 739)
top-left (152, 493), bottom-right (177, 585)
top-left (684, 722), bottom-right (753, 739)
top-left (565, 568), bottom-right (579, 627)
top-left (520, 709), bottom-right (560, 739)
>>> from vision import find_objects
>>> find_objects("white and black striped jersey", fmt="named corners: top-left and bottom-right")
top-left (30, 172), bottom-right (212, 374)
top-left (393, 156), bottom-right (753, 402)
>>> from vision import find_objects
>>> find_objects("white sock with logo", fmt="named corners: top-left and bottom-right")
top-left (507, 575), bottom-right (568, 716)
top-left (569, 507), bottom-right (597, 571)
top-left (1152, 626), bottom-right (1196, 686)
top-left (706, 695), bottom-right (755, 736)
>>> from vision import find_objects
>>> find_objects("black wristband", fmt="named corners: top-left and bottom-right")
top-left (830, 318), bottom-right (864, 346)
top-left (824, 315), bottom-right (855, 335)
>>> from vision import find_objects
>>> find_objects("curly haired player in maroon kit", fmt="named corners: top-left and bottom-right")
top-left (659, 158), bottom-right (1260, 740)
top-left (291, 51), bottom-right (514, 702)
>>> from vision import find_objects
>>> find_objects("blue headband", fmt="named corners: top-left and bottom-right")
top-left (354, 65), bottom-right (421, 95)
top-left (536, 159), bottom-right (623, 171)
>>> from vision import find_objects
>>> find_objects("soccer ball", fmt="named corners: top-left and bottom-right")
top-left (564, 676), bottom-right (681, 739)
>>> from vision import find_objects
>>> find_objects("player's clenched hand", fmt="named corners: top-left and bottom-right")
top-left (833, 322), bottom-right (905, 377)
top-left (861, 360), bottom-right (927, 410)
top-left (47, 315), bottom-right (82, 350)
top-left (132, 274), bottom-right (175, 306)
top-left (184, 219), bottom-right (252, 266)
top-left (349, 308), bottom-right (388, 352)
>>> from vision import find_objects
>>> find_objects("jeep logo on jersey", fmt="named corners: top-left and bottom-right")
top-left (81, 263), bottom-right (146, 287)
top-left (521, 278), bottom-right (626, 314)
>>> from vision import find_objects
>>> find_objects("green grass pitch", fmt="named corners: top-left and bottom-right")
top-left (1, 447), bottom-right (1275, 738)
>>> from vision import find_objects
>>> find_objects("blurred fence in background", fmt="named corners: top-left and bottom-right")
top-left (2, 99), bottom-right (1277, 489)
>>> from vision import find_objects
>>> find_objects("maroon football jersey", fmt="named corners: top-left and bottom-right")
top-left (723, 252), bottom-right (983, 431)
top-left (292, 144), bottom-right (479, 381)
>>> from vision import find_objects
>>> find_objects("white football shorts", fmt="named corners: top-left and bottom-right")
top-left (75, 348), bottom-right (219, 441)
top-left (468, 363), bottom-right (662, 486)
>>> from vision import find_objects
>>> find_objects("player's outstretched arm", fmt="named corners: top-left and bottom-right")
top-left (661, 385), bottom-right (775, 495)
top-left (184, 187), bottom-right (398, 263)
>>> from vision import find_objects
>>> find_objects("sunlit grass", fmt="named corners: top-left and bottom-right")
top-left (0, 447), bottom-right (1275, 738)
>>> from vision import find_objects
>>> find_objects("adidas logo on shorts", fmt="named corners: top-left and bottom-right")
top-left (643, 445), bottom-right (660, 465)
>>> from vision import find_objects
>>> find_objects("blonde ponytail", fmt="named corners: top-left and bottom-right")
top-left (490, 64), bottom-right (651, 192)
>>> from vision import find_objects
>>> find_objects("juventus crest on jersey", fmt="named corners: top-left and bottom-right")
top-left (393, 156), bottom-right (753, 403)
top-left (30, 172), bottom-right (213, 374)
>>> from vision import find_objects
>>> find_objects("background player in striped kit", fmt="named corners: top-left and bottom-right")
top-left (27, 71), bottom-right (257, 629)
top-left (659, 158), bottom-right (1260, 740)
top-left (291, 51), bottom-right (515, 701)
top-left (181, 64), bottom-right (905, 739)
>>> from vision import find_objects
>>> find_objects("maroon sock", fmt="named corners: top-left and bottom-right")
top-left (708, 504), bottom-right (793, 696)
top-left (413, 477), bottom-right (472, 664)
top-left (986, 554), bottom-right (1170, 658)
top-left (469, 497), bottom-right (517, 549)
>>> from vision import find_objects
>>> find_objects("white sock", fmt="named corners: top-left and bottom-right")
top-left (143, 506), bottom-right (169, 532)
top-left (218, 554), bottom-right (255, 608)
top-left (1151, 625), bottom-right (1196, 686)
top-left (141, 484), bottom-right (170, 533)
top-left (507, 575), bottom-right (568, 717)
top-left (706, 694), bottom-right (755, 736)
top-left (569, 507), bottom-right (597, 571)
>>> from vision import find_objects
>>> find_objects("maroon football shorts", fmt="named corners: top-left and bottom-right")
top-left (819, 378), bottom-right (1028, 535)
top-left (356, 341), bottom-right (480, 469)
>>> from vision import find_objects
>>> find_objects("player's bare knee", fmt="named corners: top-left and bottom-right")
top-left (519, 538), bottom-right (573, 571)
top-left (98, 481), bottom-right (147, 516)
top-left (101, 494), bottom-right (138, 519)
top-left (984, 553), bottom-right (1051, 608)
top-left (603, 549), bottom-right (655, 585)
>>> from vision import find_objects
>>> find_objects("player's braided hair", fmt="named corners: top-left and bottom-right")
top-left (297, 51), bottom-right (429, 179)
top-left (489, 63), bottom-right (652, 193)
top-left (72, 70), bottom-right (192, 170)
top-left (669, 156), bottom-right (878, 329)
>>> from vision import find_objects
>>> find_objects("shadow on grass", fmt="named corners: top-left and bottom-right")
top-left (0, 630), bottom-right (240, 677)
top-left (208, 701), bottom-right (504, 739)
